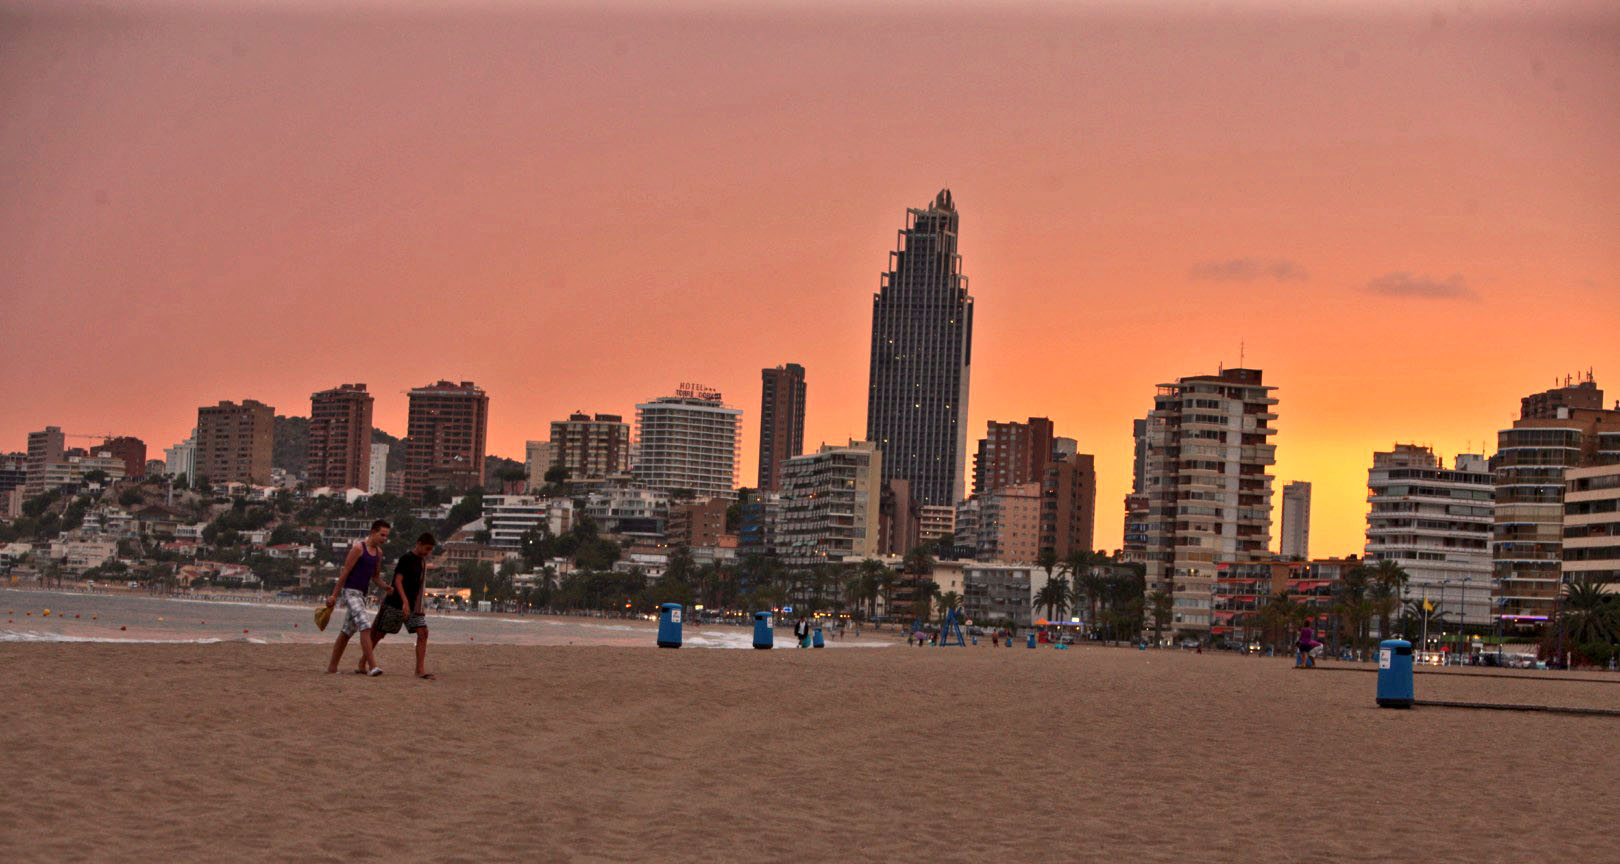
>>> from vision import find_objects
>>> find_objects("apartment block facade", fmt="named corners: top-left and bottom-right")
top-left (633, 386), bottom-right (741, 501)
top-left (757, 363), bottom-right (807, 492)
top-left (776, 440), bottom-right (882, 565)
top-left (972, 417), bottom-right (1055, 498)
top-left (550, 412), bottom-right (630, 482)
top-left (1365, 445), bottom-right (1493, 623)
top-left (195, 400), bottom-right (274, 485)
top-left (404, 381), bottom-right (489, 501)
top-left (1143, 368), bottom-right (1278, 635)
top-left (308, 383), bottom-right (374, 491)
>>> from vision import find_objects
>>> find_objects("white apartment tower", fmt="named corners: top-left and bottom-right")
top-left (1364, 444), bottom-right (1493, 623)
top-left (633, 385), bottom-right (743, 501)
top-left (1143, 367), bottom-right (1278, 636)
top-left (776, 440), bottom-right (883, 565)
top-left (368, 444), bottom-right (389, 495)
top-left (1280, 481), bottom-right (1311, 559)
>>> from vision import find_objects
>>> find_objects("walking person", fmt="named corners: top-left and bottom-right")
top-left (1296, 623), bottom-right (1322, 669)
top-left (368, 532), bottom-right (437, 679)
top-left (794, 615), bottom-right (811, 648)
top-left (325, 520), bottom-right (392, 675)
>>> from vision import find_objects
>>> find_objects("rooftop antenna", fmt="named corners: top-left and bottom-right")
top-left (1239, 341), bottom-right (1246, 368)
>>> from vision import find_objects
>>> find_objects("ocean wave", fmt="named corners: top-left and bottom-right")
top-left (0, 630), bottom-right (268, 645)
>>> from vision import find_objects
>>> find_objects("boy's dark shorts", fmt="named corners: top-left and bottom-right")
top-left (406, 614), bottom-right (428, 634)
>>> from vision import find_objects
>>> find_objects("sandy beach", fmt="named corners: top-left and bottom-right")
top-left (2, 643), bottom-right (1617, 863)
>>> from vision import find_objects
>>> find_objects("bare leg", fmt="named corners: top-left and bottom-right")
top-left (415, 628), bottom-right (431, 678)
top-left (362, 628), bottom-right (386, 670)
top-left (359, 628), bottom-right (379, 672)
top-left (326, 632), bottom-right (352, 673)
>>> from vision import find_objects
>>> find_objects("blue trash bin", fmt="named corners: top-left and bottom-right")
top-left (656, 603), bottom-right (682, 649)
top-left (1377, 638), bottom-right (1414, 708)
top-left (752, 611), bottom-right (774, 650)
top-left (812, 624), bottom-right (825, 649)
top-left (1027, 632), bottom-right (1037, 649)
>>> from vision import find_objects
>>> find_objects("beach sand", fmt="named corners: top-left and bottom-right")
top-left (2, 643), bottom-right (1616, 863)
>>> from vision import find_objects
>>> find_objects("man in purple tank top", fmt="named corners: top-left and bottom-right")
top-left (325, 520), bottom-right (393, 675)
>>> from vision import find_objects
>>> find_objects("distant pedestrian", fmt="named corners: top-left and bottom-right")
top-left (325, 520), bottom-right (391, 675)
top-left (1296, 624), bottom-right (1321, 668)
top-left (368, 532), bottom-right (437, 679)
top-left (794, 615), bottom-right (811, 648)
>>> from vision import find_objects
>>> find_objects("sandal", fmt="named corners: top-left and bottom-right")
top-left (366, 667), bottom-right (384, 677)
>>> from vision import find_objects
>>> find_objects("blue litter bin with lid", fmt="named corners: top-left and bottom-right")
top-left (812, 624), bottom-right (825, 648)
top-left (752, 611), bottom-right (774, 650)
top-left (1027, 632), bottom-right (1037, 649)
top-left (657, 603), bottom-right (682, 649)
top-left (1377, 639), bottom-right (1414, 708)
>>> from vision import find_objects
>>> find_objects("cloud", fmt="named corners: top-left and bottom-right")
top-left (1189, 258), bottom-right (1309, 282)
top-left (1363, 271), bottom-right (1477, 301)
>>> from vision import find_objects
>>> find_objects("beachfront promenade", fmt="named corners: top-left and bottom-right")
top-left (2, 643), bottom-right (1615, 863)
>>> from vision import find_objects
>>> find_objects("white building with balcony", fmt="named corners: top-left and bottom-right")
top-left (1564, 463), bottom-right (1620, 588)
top-left (1365, 444), bottom-right (1494, 624)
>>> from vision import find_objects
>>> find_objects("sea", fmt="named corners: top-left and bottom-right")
top-left (0, 587), bottom-right (892, 650)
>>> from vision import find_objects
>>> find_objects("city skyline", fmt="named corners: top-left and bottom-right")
top-left (3, 1), bottom-right (1617, 556)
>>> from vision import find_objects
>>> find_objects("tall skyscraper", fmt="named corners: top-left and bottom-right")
top-left (1131, 417), bottom-right (1149, 493)
top-left (1365, 445), bottom-right (1492, 623)
top-left (25, 426), bottom-right (65, 496)
top-left (308, 383), bottom-right (374, 491)
top-left (195, 400), bottom-right (274, 485)
top-left (1279, 481), bottom-right (1312, 559)
top-left (1492, 375), bottom-right (1620, 622)
top-left (1143, 368), bottom-right (1278, 636)
top-left (633, 384), bottom-right (742, 501)
top-left (550, 412), bottom-right (631, 481)
top-left (757, 363), bottom-right (807, 492)
top-left (972, 417), bottom-right (1055, 498)
top-left (865, 188), bottom-right (974, 508)
top-left (404, 380), bottom-right (488, 501)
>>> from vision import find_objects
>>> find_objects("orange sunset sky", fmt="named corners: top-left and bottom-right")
top-left (3, 0), bottom-right (1616, 556)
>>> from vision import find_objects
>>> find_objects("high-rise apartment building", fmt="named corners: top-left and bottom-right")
top-left (404, 380), bottom-right (489, 502)
top-left (549, 412), bottom-right (630, 482)
top-left (757, 363), bottom-right (807, 492)
top-left (1493, 376), bottom-right (1620, 621)
top-left (1365, 446), bottom-right (1493, 623)
top-left (164, 430), bottom-right (197, 481)
top-left (668, 497), bottom-right (730, 548)
top-left (308, 383), bottom-right (374, 491)
top-left (865, 189), bottom-right (974, 508)
top-left (776, 440), bottom-right (881, 565)
top-left (98, 437), bottom-right (147, 480)
top-left (1039, 453), bottom-right (1097, 561)
top-left (977, 481), bottom-right (1042, 564)
top-left (1279, 481), bottom-right (1312, 559)
top-left (195, 400), bottom-right (274, 485)
top-left (1564, 463), bottom-right (1620, 587)
top-left (523, 440), bottom-right (552, 492)
top-left (633, 385), bottom-right (742, 501)
top-left (1143, 368), bottom-right (1278, 635)
top-left (878, 478), bottom-right (922, 557)
top-left (972, 417), bottom-right (1055, 498)
top-left (0, 453), bottom-right (27, 501)
top-left (25, 426), bottom-right (65, 496)
top-left (368, 444), bottom-right (390, 495)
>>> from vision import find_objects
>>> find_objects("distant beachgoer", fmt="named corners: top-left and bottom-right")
top-left (794, 616), bottom-right (810, 648)
top-left (325, 520), bottom-right (392, 676)
top-left (1296, 625), bottom-right (1321, 668)
top-left (368, 532), bottom-right (436, 680)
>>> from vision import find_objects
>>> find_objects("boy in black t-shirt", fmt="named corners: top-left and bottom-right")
top-left (372, 533), bottom-right (436, 679)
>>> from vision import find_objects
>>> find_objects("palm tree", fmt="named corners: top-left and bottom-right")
top-left (902, 546), bottom-right (936, 577)
top-left (936, 590), bottom-right (962, 624)
top-left (1368, 558), bottom-right (1409, 639)
top-left (856, 558), bottom-right (889, 620)
top-left (1334, 564), bottom-right (1374, 658)
top-left (1147, 589), bottom-right (1172, 644)
top-left (912, 577), bottom-right (941, 624)
top-left (1035, 575), bottom-right (1072, 621)
top-left (1560, 578), bottom-right (1618, 646)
